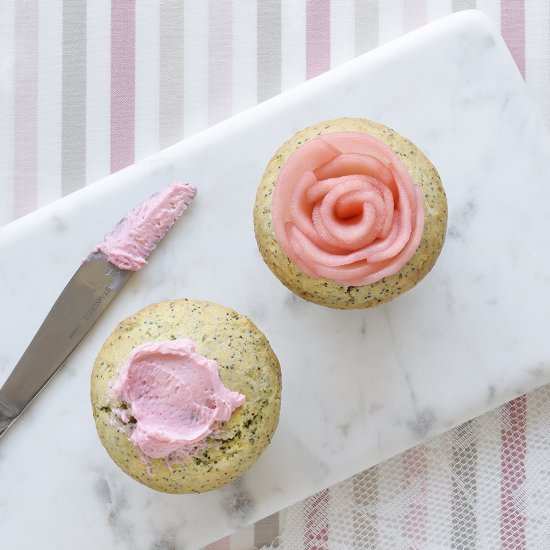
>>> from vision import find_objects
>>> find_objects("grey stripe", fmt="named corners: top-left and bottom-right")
top-left (355, 0), bottom-right (379, 55)
top-left (451, 421), bottom-right (478, 549)
top-left (254, 512), bottom-right (280, 548)
top-left (62, 0), bottom-right (87, 195)
top-left (353, 466), bottom-right (378, 549)
top-left (160, 0), bottom-right (184, 149)
top-left (257, 0), bottom-right (281, 102)
top-left (452, 0), bottom-right (476, 11)
top-left (13, 0), bottom-right (38, 218)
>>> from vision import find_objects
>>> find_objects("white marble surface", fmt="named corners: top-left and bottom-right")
top-left (1, 11), bottom-right (550, 549)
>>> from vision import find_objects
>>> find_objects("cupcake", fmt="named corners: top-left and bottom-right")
top-left (91, 299), bottom-right (281, 494)
top-left (254, 118), bottom-right (447, 309)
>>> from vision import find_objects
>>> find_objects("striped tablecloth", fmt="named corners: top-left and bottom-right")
top-left (1, 2), bottom-right (549, 549)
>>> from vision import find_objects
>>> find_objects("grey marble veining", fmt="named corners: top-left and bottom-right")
top-left (1, 11), bottom-right (550, 550)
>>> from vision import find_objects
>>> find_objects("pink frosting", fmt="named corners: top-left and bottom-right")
top-left (112, 339), bottom-right (246, 459)
top-left (97, 182), bottom-right (196, 271)
top-left (272, 132), bottom-right (425, 286)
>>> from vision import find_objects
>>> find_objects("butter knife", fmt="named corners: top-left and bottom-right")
top-left (0, 253), bottom-right (130, 439)
top-left (0, 181), bottom-right (196, 440)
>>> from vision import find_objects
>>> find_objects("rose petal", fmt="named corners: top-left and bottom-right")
top-left (271, 132), bottom-right (425, 286)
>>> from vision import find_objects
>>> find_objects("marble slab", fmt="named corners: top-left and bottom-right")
top-left (1, 11), bottom-right (550, 550)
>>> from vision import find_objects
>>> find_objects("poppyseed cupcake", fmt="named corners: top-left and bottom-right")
top-left (254, 118), bottom-right (448, 309)
top-left (91, 299), bottom-right (281, 494)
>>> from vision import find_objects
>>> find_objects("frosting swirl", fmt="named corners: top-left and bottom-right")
top-left (97, 182), bottom-right (196, 271)
top-left (272, 132), bottom-right (425, 286)
top-left (112, 339), bottom-right (245, 459)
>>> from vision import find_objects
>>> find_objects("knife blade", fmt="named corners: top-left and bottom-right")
top-left (0, 252), bottom-right (131, 439)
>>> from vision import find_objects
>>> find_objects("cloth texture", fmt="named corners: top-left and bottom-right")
top-left (0, 1), bottom-right (549, 549)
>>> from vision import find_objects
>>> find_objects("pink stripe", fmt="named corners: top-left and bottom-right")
top-left (500, 396), bottom-right (527, 550)
top-left (111, 0), bottom-right (136, 173)
top-left (13, 0), bottom-right (38, 218)
top-left (501, 0), bottom-right (525, 78)
top-left (208, 0), bottom-right (233, 125)
top-left (403, 0), bottom-right (427, 32)
top-left (402, 446), bottom-right (428, 549)
top-left (304, 488), bottom-right (329, 550)
top-left (306, 0), bottom-right (330, 79)
top-left (203, 535), bottom-right (230, 550)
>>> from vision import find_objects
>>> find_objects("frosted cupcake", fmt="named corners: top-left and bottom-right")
top-left (254, 118), bottom-right (448, 309)
top-left (91, 299), bottom-right (281, 494)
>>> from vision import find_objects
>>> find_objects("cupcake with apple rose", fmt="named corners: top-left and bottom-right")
top-left (254, 118), bottom-right (448, 309)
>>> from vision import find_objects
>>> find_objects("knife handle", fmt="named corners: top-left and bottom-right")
top-left (0, 421), bottom-right (10, 440)
top-left (0, 400), bottom-right (17, 440)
